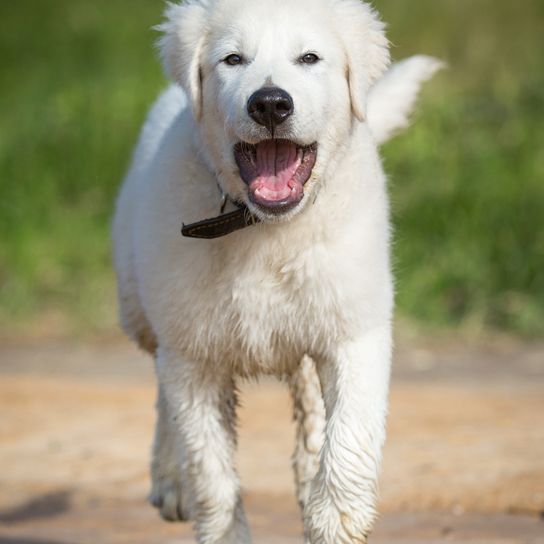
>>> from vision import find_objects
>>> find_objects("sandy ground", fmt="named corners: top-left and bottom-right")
top-left (0, 336), bottom-right (543, 543)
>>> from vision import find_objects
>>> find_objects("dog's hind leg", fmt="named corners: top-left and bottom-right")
top-left (149, 384), bottom-right (194, 522)
top-left (290, 355), bottom-right (326, 515)
top-left (156, 349), bottom-right (251, 544)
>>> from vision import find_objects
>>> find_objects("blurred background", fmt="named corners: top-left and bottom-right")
top-left (1, 0), bottom-right (543, 338)
top-left (0, 1), bottom-right (543, 543)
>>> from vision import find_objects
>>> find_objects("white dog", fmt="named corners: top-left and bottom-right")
top-left (113, 0), bottom-right (441, 542)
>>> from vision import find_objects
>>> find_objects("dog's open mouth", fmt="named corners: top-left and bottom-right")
top-left (234, 139), bottom-right (317, 213)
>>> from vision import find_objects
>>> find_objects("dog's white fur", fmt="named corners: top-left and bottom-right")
top-left (368, 54), bottom-right (444, 145)
top-left (113, 1), bottom-right (440, 542)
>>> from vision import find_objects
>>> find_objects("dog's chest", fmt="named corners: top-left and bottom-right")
top-left (173, 241), bottom-right (350, 375)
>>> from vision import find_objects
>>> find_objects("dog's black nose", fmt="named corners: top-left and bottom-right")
top-left (247, 87), bottom-right (294, 131)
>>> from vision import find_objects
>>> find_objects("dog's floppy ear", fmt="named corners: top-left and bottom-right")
top-left (157, 1), bottom-right (210, 121)
top-left (334, 0), bottom-right (390, 122)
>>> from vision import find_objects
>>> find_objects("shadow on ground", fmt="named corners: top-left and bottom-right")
top-left (0, 492), bottom-right (72, 525)
top-left (0, 539), bottom-right (75, 544)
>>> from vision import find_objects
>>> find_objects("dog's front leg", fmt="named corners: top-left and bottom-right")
top-left (304, 326), bottom-right (392, 544)
top-left (156, 347), bottom-right (251, 544)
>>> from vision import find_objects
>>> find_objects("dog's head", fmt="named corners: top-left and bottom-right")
top-left (159, 0), bottom-right (389, 222)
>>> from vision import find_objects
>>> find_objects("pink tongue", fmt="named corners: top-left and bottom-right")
top-left (253, 140), bottom-right (302, 202)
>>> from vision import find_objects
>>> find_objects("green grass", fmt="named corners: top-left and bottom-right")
top-left (376, 0), bottom-right (544, 335)
top-left (0, 1), bottom-right (165, 333)
top-left (0, 1), bottom-right (542, 336)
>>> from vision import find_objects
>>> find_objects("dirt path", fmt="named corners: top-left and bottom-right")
top-left (0, 337), bottom-right (543, 543)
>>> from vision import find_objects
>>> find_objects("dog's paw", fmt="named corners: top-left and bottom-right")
top-left (304, 492), bottom-right (373, 544)
top-left (149, 475), bottom-right (192, 522)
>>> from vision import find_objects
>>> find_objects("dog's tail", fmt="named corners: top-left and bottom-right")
top-left (367, 55), bottom-right (444, 145)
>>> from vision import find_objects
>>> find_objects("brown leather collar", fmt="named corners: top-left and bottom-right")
top-left (181, 201), bottom-right (260, 239)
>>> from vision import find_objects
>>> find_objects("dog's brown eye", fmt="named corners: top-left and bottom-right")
top-left (300, 53), bottom-right (320, 65)
top-left (224, 54), bottom-right (243, 66)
